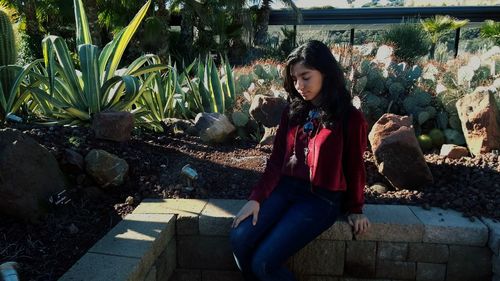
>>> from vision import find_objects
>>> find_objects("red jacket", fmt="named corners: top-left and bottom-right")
top-left (249, 107), bottom-right (368, 214)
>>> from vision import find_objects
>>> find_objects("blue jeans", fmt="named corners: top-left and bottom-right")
top-left (230, 176), bottom-right (344, 281)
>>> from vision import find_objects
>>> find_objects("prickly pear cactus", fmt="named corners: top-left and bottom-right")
top-left (0, 9), bottom-right (16, 95)
top-left (406, 65), bottom-right (422, 83)
top-left (436, 111), bottom-right (448, 130)
top-left (231, 111), bottom-right (249, 127)
top-left (388, 82), bottom-right (405, 100)
top-left (444, 128), bottom-right (466, 145)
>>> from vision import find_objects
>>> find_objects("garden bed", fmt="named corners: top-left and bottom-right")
top-left (0, 124), bottom-right (499, 280)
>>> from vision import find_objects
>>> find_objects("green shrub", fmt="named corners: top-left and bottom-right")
top-left (383, 20), bottom-right (431, 64)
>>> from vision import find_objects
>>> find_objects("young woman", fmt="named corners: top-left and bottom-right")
top-left (230, 40), bottom-right (370, 281)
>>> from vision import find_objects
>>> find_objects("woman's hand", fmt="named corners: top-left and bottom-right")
top-left (347, 213), bottom-right (370, 235)
top-left (232, 200), bottom-right (260, 228)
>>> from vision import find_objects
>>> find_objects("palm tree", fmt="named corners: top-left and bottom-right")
top-left (480, 20), bottom-right (500, 46)
top-left (251, 0), bottom-right (300, 46)
top-left (421, 15), bottom-right (469, 59)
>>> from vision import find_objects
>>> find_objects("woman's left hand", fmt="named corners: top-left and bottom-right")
top-left (347, 213), bottom-right (370, 235)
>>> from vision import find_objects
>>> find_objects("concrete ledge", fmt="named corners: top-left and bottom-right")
top-left (355, 205), bottom-right (424, 242)
top-left (60, 199), bottom-right (496, 281)
top-left (409, 206), bottom-right (488, 246)
top-left (59, 213), bottom-right (176, 281)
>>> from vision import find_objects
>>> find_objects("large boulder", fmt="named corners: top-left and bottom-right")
top-left (85, 149), bottom-right (129, 188)
top-left (249, 95), bottom-right (287, 127)
top-left (92, 111), bottom-right (134, 142)
top-left (368, 114), bottom-right (433, 190)
top-left (193, 112), bottom-right (236, 143)
top-left (0, 129), bottom-right (66, 221)
top-left (456, 87), bottom-right (500, 156)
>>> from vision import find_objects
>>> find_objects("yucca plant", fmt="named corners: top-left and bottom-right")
top-left (0, 60), bottom-right (48, 122)
top-left (421, 15), bottom-right (469, 59)
top-left (135, 59), bottom-right (198, 131)
top-left (34, 0), bottom-right (166, 124)
top-left (197, 55), bottom-right (235, 113)
top-left (136, 55), bottom-right (236, 131)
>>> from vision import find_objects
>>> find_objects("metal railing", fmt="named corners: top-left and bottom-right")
top-left (269, 6), bottom-right (500, 58)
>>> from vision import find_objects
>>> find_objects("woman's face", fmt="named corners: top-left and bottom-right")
top-left (290, 61), bottom-right (323, 102)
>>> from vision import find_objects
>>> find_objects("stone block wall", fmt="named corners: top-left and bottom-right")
top-left (59, 199), bottom-right (499, 281)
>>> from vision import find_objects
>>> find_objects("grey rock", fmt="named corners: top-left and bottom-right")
top-left (85, 149), bottom-right (129, 187)
top-left (193, 113), bottom-right (236, 143)
top-left (0, 129), bottom-right (66, 221)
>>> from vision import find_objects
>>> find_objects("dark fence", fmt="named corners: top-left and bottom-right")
top-left (269, 6), bottom-right (500, 25)
top-left (268, 6), bottom-right (500, 57)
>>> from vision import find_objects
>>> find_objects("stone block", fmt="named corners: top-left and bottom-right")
top-left (376, 260), bottom-right (416, 280)
top-left (145, 266), bottom-right (156, 281)
top-left (88, 214), bottom-right (175, 274)
top-left (294, 240), bottom-right (345, 275)
top-left (338, 277), bottom-right (392, 281)
top-left (318, 220), bottom-right (353, 240)
top-left (299, 275), bottom-right (339, 281)
top-left (177, 235), bottom-right (236, 270)
top-left (201, 270), bottom-right (245, 281)
top-left (58, 253), bottom-right (142, 281)
top-left (170, 269), bottom-right (201, 281)
top-left (345, 241), bottom-right (376, 278)
top-left (492, 253), bottom-right (499, 274)
top-left (446, 245), bottom-right (492, 281)
top-left (377, 242), bottom-right (408, 261)
top-left (408, 243), bottom-right (449, 263)
top-left (409, 206), bottom-right (488, 246)
top-left (416, 263), bottom-right (445, 281)
top-left (356, 205), bottom-right (423, 242)
top-left (482, 217), bottom-right (500, 255)
top-left (199, 199), bottom-right (246, 236)
top-left (132, 199), bottom-right (209, 235)
top-left (156, 237), bottom-right (176, 281)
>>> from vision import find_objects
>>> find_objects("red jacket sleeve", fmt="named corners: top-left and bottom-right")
top-left (343, 110), bottom-right (368, 214)
top-left (248, 108), bottom-right (289, 203)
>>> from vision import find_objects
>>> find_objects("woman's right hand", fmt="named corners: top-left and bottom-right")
top-left (231, 200), bottom-right (260, 228)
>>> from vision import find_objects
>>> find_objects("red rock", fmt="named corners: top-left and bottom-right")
top-left (439, 144), bottom-right (469, 159)
top-left (368, 113), bottom-right (433, 190)
top-left (456, 88), bottom-right (500, 155)
top-left (92, 111), bottom-right (134, 142)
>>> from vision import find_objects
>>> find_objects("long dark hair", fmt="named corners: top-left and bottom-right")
top-left (283, 40), bottom-right (352, 128)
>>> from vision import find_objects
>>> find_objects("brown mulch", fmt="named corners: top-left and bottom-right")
top-left (0, 124), bottom-right (499, 281)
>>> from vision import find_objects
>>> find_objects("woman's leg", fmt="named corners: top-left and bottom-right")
top-left (230, 177), bottom-right (296, 280)
top-left (250, 190), bottom-right (343, 281)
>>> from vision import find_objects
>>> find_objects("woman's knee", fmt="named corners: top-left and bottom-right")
top-left (230, 222), bottom-right (252, 250)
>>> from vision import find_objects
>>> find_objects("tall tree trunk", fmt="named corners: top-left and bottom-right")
top-left (24, 0), bottom-right (42, 58)
top-left (180, 7), bottom-right (194, 56)
top-left (84, 0), bottom-right (101, 46)
top-left (254, 0), bottom-right (270, 46)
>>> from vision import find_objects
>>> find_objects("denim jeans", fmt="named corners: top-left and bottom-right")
top-left (230, 176), bottom-right (344, 281)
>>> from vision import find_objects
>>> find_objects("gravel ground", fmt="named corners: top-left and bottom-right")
top-left (0, 124), bottom-right (499, 280)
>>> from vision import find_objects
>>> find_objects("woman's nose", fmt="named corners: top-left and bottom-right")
top-left (295, 79), bottom-right (304, 91)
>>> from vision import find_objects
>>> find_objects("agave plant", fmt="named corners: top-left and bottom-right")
top-left (33, 0), bottom-right (166, 124)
